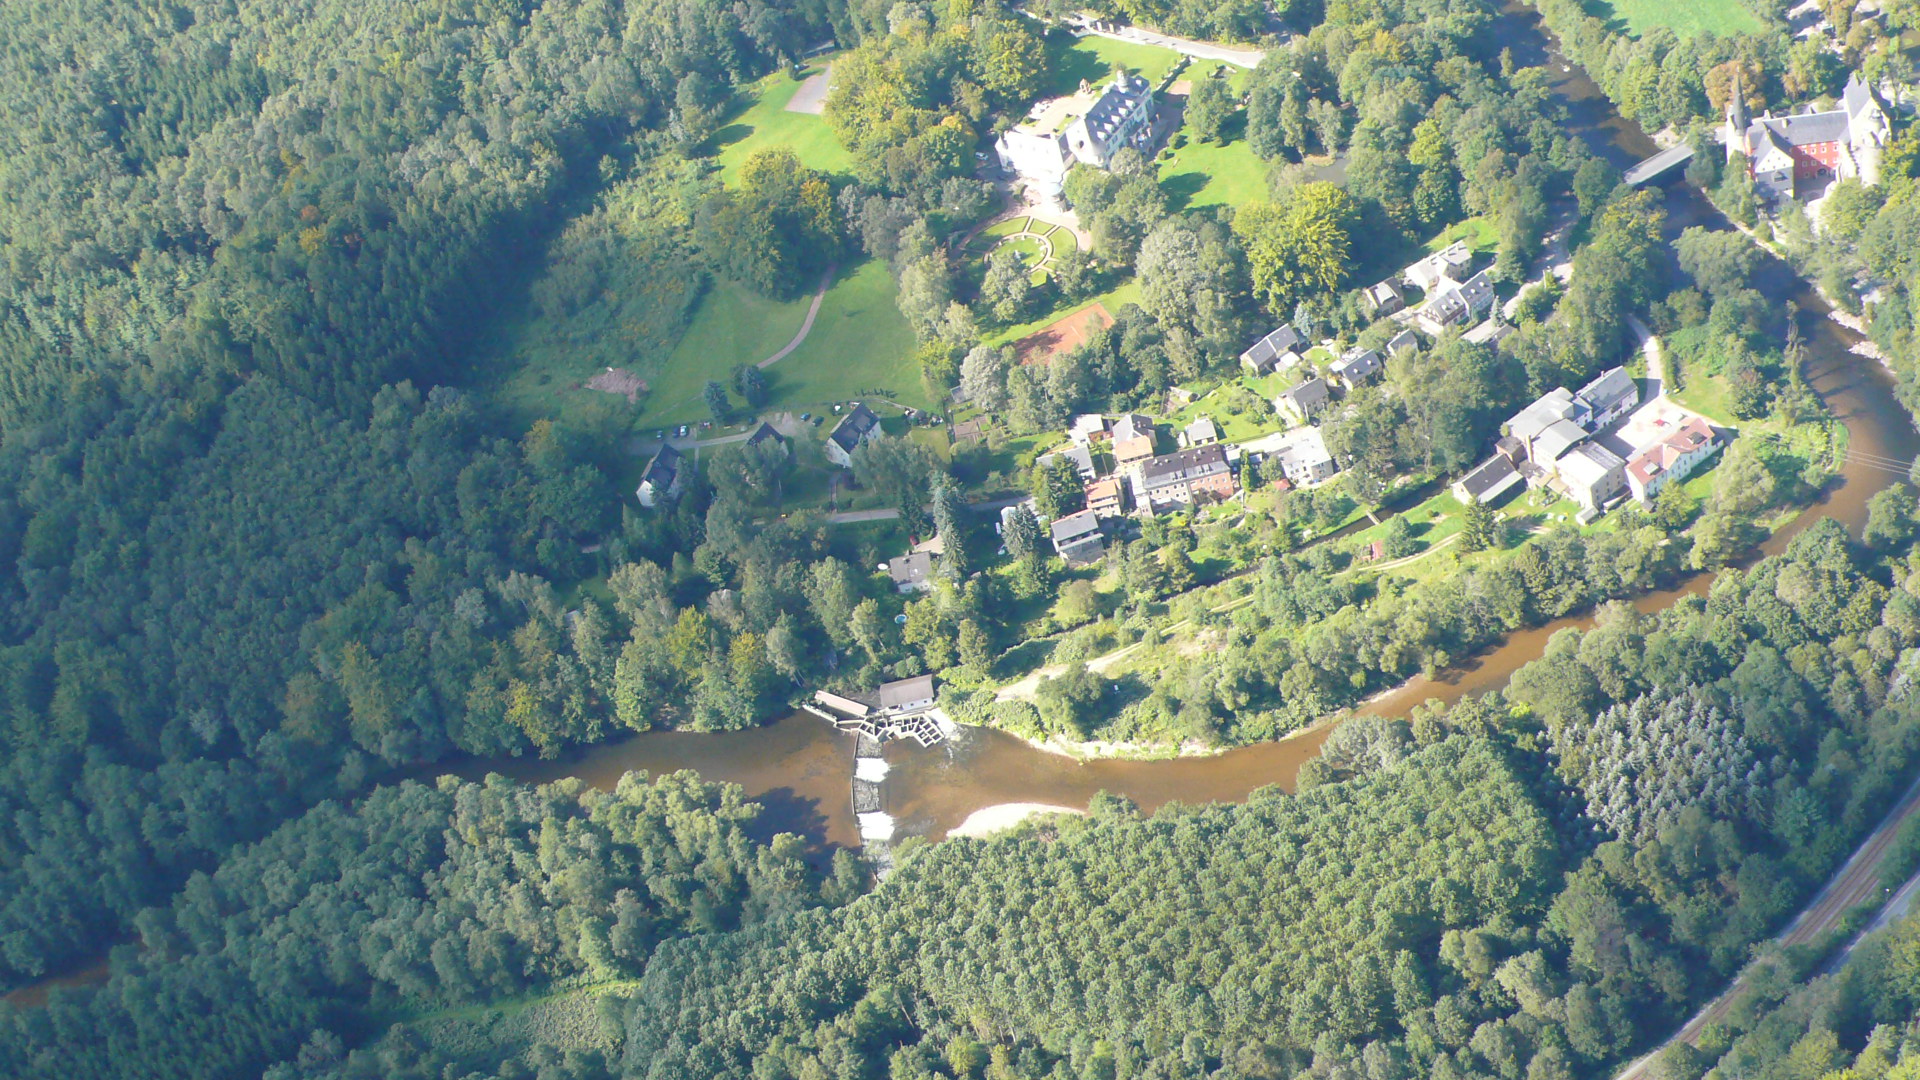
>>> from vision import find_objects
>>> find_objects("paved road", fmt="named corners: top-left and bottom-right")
top-left (1612, 771), bottom-right (1920, 1080)
top-left (1066, 19), bottom-right (1266, 68)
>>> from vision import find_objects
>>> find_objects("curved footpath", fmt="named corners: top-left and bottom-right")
top-left (755, 263), bottom-right (836, 370)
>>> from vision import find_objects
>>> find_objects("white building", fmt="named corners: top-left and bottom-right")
top-left (826, 403), bottom-right (882, 467)
top-left (1403, 241), bottom-right (1473, 292)
top-left (635, 443), bottom-right (683, 508)
top-left (1627, 416), bottom-right (1723, 503)
top-left (1415, 269), bottom-right (1495, 336)
top-left (995, 74), bottom-right (1157, 201)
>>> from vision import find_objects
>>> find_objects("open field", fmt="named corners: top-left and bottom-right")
top-left (1159, 129), bottom-right (1267, 211)
top-left (1426, 216), bottom-right (1499, 254)
top-left (712, 61), bottom-right (853, 185)
top-left (1043, 34), bottom-right (1188, 94)
top-left (1596, 0), bottom-right (1762, 37)
top-left (638, 260), bottom-right (924, 428)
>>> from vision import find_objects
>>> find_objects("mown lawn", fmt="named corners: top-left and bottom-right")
top-left (1597, 0), bottom-right (1761, 38)
top-left (712, 60), bottom-right (853, 185)
top-left (1159, 131), bottom-right (1268, 212)
top-left (1426, 216), bottom-right (1499, 254)
top-left (639, 259), bottom-right (925, 428)
top-left (1043, 35), bottom-right (1188, 95)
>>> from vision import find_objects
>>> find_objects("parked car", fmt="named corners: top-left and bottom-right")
top-left (799, 412), bottom-right (810, 421)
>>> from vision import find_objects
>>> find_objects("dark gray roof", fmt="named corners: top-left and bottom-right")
top-left (1750, 110), bottom-right (1851, 148)
top-left (829, 403), bottom-right (881, 452)
top-left (746, 421), bottom-right (785, 447)
top-left (1331, 347), bottom-right (1382, 382)
top-left (641, 443), bottom-right (682, 488)
top-left (877, 674), bottom-right (936, 708)
top-left (1139, 444), bottom-right (1229, 489)
top-left (1279, 376), bottom-right (1330, 409)
top-left (1083, 74), bottom-right (1152, 145)
top-left (1240, 325), bottom-right (1304, 368)
top-left (1387, 329), bottom-right (1419, 355)
top-left (886, 551), bottom-right (932, 585)
top-left (1457, 454), bottom-right (1517, 499)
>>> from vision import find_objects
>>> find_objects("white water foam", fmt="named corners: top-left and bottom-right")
top-left (857, 811), bottom-right (896, 841)
top-left (854, 756), bottom-right (890, 782)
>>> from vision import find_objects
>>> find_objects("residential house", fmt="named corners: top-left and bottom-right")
top-left (995, 74), bottom-right (1157, 199)
top-left (1363, 278), bottom-right (1405, 315)
top-left (1050, 509), bottom-right (1107, 564)
top-left (1453, 454), bottom-right (1523, 506)
top-left (1041, 443), bottom-right (1097, 481)
top-left (1069, 413), bottom-right (1110, 446)
top-left (1275, 376), bottom-right (1331, 424)
top-left (1113, 434), bottom-right (1156, 475)
top-left (1463, 319), bottom-right (1513, 348)
top-left (1386, 329), bottom-right (1420, 356)
top-left (1329, 347), bottom-right (1384, 390)
top-left (1725, 72), bottom-right (1888, 201)
top-left (885, 551), bottom-right (934, 593)
top-left (1180, 417), bottom-right (1221, 447)
top-left (1575, 366), bottom-right (1638, 431)
top-left (1239, 325), bottom-right (1306, 375)
top-left (826, 403), bottom-right (882, 467)
top-left (1626, 416), bottom-right (1724, 503)
top-left (876, 674), bottom-right (937, 713)
top-left (1415, 269), bottom-right (1495, 336)
top-left (1085, 476), bottom-right (1127, 517)
top-left (1111, 413), bottom-right (1155, 444)
top-left (1403, 241), bottom-right (1473, 292)
top-left (1269, 428), bottom-right (1337, 485)
top-left (1556, 443), bottom-right (1628, 513)
top-left (1133, 444), bottom-right (1236, 514)
top-left (635, 443), bottom-right (683, 508)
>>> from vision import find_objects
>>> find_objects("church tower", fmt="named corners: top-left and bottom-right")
top-left (1725, 69), bottom-right (1748, 163)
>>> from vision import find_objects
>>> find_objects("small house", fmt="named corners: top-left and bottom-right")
top-left (951, 417), bottom-right (989, 448)
top-left (1453, 454), bottom-right (1523, 506)
top-left (1363, 279), bottom-right (1405, 315)
top-left (1069, 413), bottom-right (1110, 446)
top-left (1329, 347), bottom-right (1383, 390)
top-left (1275, 377), bottom-right (1331, 424)
top-left (1085, 476), bottom-right (1127, 517)
top-left (877, 674), bottom-right (937, 713)
top-left (1041, 443), bottom-right (1097, 481)
top-left (826, 403), bottom-right (882, 467)
top-left (1113, 434), bottom-right (1156, 475)
top-left (885, 551), bottom-right (934, 593)
top-left (1575, 366), bottom-right (1639, 431)
top-left (1239, 325), bottom-right (1306, 375)
top-left (1050, 509), bottom-right (1107, 564)
top-left (1269, 428), bottom-right (1337, 485)
top-left (1386, 329), bottom-right (1420, 356)
top-left (636, 443), bottom-right (683, 508)
top-left (1415, 269), bottom-right (1495, 336)
top-left (1180, 417), bottom-right (1221, 448)
top-left (745, 422), bottom-right (788, 453)
top-left (1404, 241), bottom-right (1473, 292)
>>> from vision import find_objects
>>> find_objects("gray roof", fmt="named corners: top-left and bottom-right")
top-left (1184, 417), bottom-right (1219, 443)
top-left (1240, 325), bottom-right (1304, 368)
top-left (641, 443), bottom-right (682, 488)
top-left (1042, 444), bottom-right (1095, 477)
top-left (1844, 72), bottom-right (1877, 119)
top-left (1458, 454), bottom-right (1519, 500)
top-left (1535, 418), bottom-right (1588, 462)
top-left (1278, 376), bottom-right (1330, 410)
top-left (1387, 329), bottom-right (1419, 355)
top-left (886, 551), bottom-right (932, 586)
top-left (1749, 110), bottom-right (1851, 149)
top-left (746, 421), bottom-right (785, 447)
top-left (1576, 366), bottom-right (1637, 418)
top-left (1050, 508), bottom-right (1103, 546)
top-left (1508, 388), bottom-right (1578, 441)
top-left (877, 674), bottom-right (936, 708)
top-left (829, 403), bottom-right (881, 452)
top-left (1331, 347), bottom-right (1383, 383)
top-left (1082, 74), bottom-right (1152, 146)
top-left (1112, 413), bottom-right (1155, 443)
top-left (1139, 444), bottom-right (1230, 489)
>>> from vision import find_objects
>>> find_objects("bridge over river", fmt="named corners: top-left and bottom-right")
top-left (1623, 129), bottom-right (1725, 186)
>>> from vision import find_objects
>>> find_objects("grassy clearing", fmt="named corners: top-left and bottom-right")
top-left (1043, 35), bottom-right (1188, 94)
top-left (712, 61), bottom-right (853, 185)
top-left (1159, 131), bottom-right (1268, 212)
top-left (986, 277), bottom-right (1143, 348)
top-left (1595, 0), bottom-right (1762, 38)
top-left (638, 259), bottom-right (925, 428)
top-left (1425, 216), bottom-right (1499, 254)
top-left (1165, 377), bottom-right (1291, 444)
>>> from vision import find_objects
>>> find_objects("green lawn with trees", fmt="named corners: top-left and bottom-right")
top-left (713, 61), bottom-right (855, 185)
top-left (1597, 0), bottom-right (1763, 38)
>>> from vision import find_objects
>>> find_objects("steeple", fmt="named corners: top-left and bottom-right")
top-left (1725, 69), bottom-right (1748, 162)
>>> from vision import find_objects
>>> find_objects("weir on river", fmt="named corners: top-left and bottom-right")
top-left (8, 0), bottom-right (1920, 1013)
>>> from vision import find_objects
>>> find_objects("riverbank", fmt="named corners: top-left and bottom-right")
top-left (948, 802), bottom-right (1085, 837)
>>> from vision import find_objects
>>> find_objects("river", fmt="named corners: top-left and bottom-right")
top-left (7, 0), bottom-right (1918, 1013)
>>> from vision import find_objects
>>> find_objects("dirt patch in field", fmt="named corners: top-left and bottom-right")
top-left (583, 367), bottom-right (648, 403)
top-left (1016, 303), bottom-right (1114, 364)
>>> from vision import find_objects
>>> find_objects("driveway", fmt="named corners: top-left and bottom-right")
top-left (1066, 19), bottom-right (1266, 68)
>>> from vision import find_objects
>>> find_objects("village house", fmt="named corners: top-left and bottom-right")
top-left (1453, 453), bottom-right (1523, 506)
top-left (1268, 427), bottom-right (1337, 485)
top-left (1329, 347), bottom-right (1383, 390)
top-left (1179, 417), bottom-right (1220, 447)
top-left (1415, 269), bottom-right (1495, 336)
top-left (885, 551), bottom-right (933, 593)
top-left (1113, 434), bottom-right (1156, 476)
top-left (1726, 72), bottom-right (1888, 201)
top-left (1085, 475), bottom-right (1127, 517)
top-left (1557, 442), bottom-right (1629, 516)
top-left (1132, 444), bottom-right (1236, 514)
top-left (635, 443), bottom-right (683, 508)
top-left (1050, 509), bottom-right (1107, 564)
top-left (1112, 413), bottom-right (1155, 444)
top-left (1576, 366), bottom-right (1638, 431)
top-left (1239, 325), bottom-right (1305, 375)
top-left (1403, 241), bottom-right (1473, 292)
top-left (1363, 278), bottom-right (1406, 315)
top-left (1068, 413), bottom-right (1110, 446)
top-left (995, 73), bottom-right (1156, 201)
top-left (1386, 328), bottom-right (1420, 357)
top-left (826, 403), bottom-right (882, 467)
top-left (877, 674), bottom-right (937, 713)
top-left (1041, 443), bottom-right (1098, 482)
top-left (1275, 376), bottom-right (1331, 424)
top-left (1627, 416), bottom-right (1724, 503)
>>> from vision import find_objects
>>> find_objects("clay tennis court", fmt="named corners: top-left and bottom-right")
top-left (1016, 302), bottom-right (1114, 364)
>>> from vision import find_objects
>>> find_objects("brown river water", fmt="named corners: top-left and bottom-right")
top-left (7, 1), bottom-right (1918, 1011)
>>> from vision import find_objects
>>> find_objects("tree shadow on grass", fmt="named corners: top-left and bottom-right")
top-left (1161, 170), bottom-right (1210, 213)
